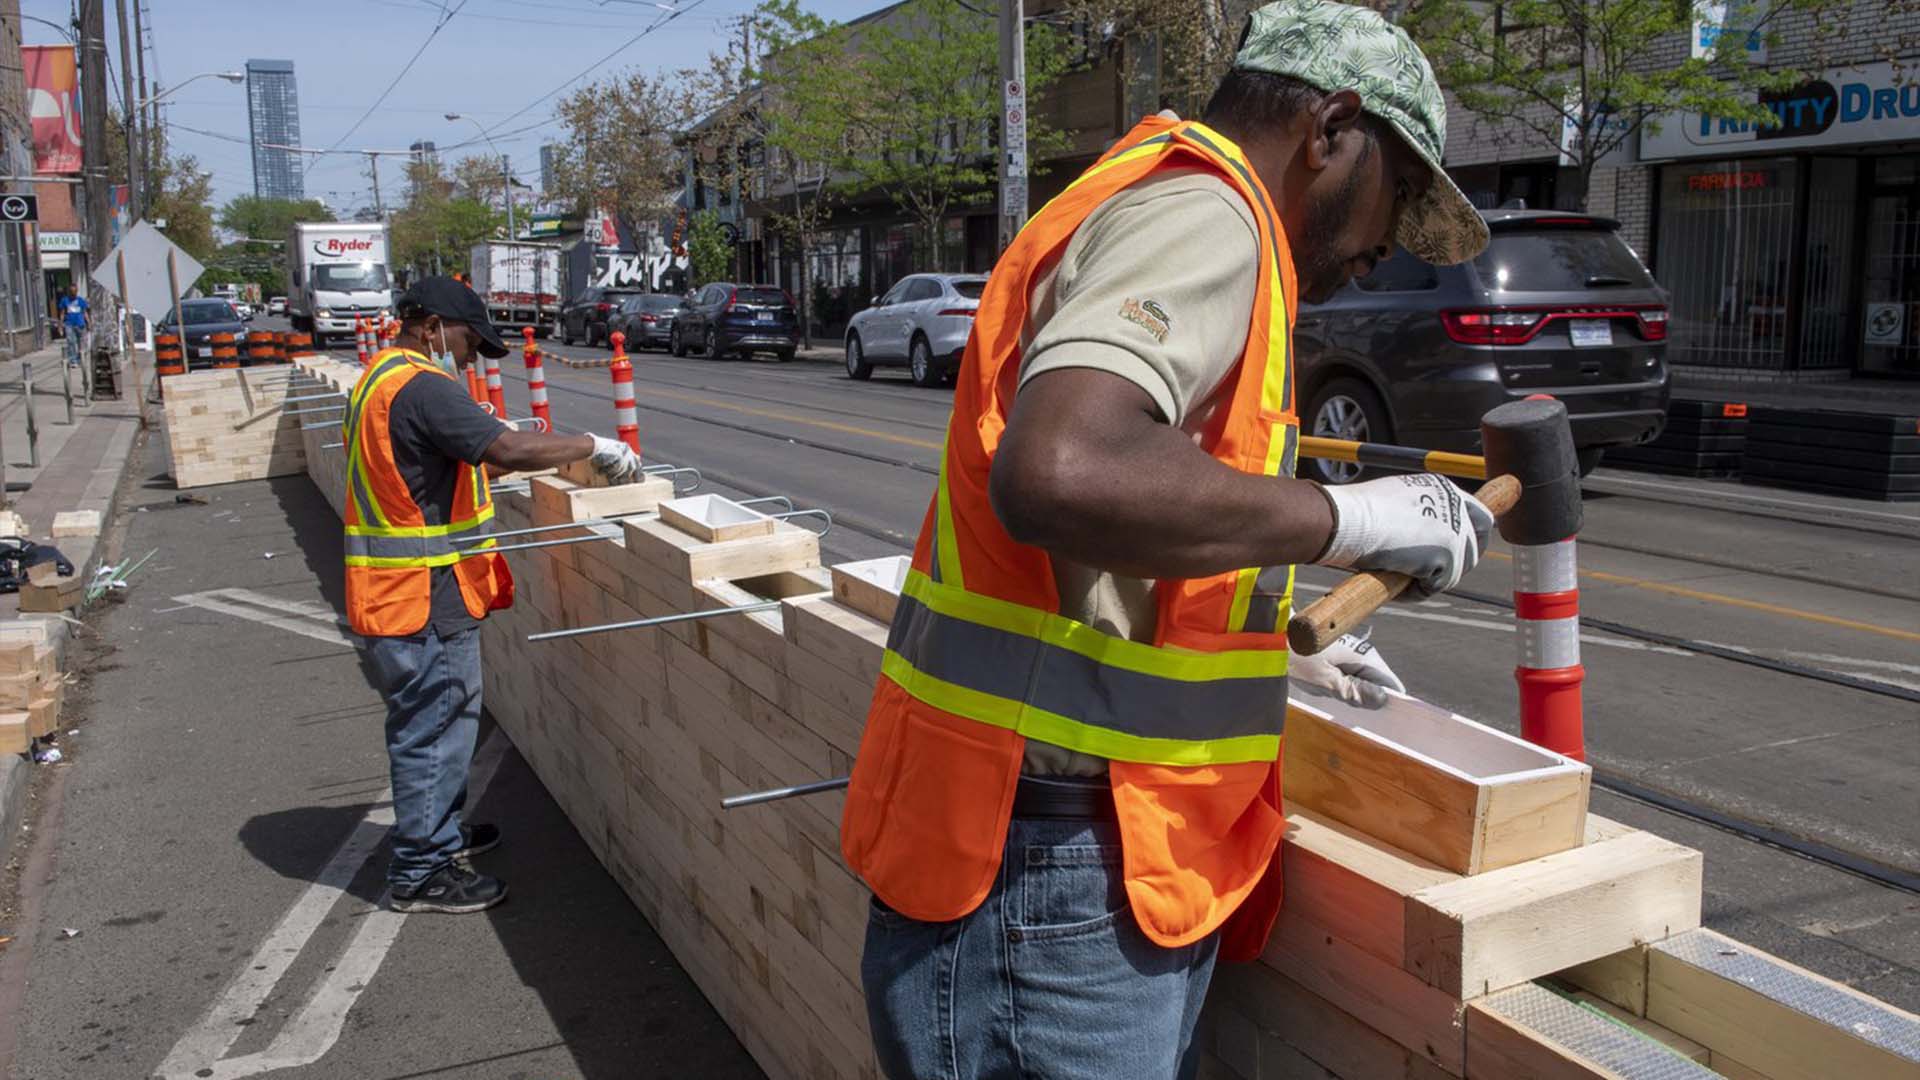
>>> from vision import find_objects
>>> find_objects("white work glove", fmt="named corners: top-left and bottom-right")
top-left (1290, 631), bottom-right (1405, 709)
top-left (588, 434), bottom-right (642, 485)
top-left (1315, 474), bottom-right (1494, 596)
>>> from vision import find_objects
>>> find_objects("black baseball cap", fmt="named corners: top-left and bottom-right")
top-left (395, 276), bottom-right (508, 358)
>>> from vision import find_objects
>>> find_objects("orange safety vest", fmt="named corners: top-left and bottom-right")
top-left (841, 117), bottom-right (1300, 956)
top-left (343, 348), bottom-right (514, 637)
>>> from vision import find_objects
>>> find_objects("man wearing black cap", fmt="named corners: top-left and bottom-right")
top-left (344, 276), bottom-right (641, 914)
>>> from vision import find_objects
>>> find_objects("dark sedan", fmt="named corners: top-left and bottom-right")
top-left (669, 283), bottom-right (798, 361)
top-left (1295, 210), bottom-right (1670, 482)
top-left (608, 294), bottom-right (682, 352)
top-left (157, 298), bottom-right (251, 364)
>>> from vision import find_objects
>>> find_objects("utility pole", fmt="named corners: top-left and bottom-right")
top-left (367, 152), bottom-right (384, 219)
top-left (997, 0), bottom-right (1028, 255)
top-left (80, 0), bottom-right (112, 320)
top-left (133, 0), bottom-right (152, 208)
top-left (501, 153), bottom-right (515, 238)
top-left (114, 0), bottom-right (139, 218)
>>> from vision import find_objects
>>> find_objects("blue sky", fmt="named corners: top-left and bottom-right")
top-left (20, 0), bottom-right (881, 214)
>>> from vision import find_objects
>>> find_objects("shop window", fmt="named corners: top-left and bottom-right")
top-left (1797, 157), bottom-right (1858, 370)
top-left (1656, 157), bottom-right (1798, 371)
top-left (1861, 153), bottom-right (1920, 376)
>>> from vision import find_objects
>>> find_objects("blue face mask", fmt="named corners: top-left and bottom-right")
top-left (432, 325), bottom-right (458, 375)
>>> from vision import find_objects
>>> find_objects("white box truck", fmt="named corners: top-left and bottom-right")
top-left (470, 241), bottom-right (562, 337)
top-left (286, 222), bottom-right (394, 346)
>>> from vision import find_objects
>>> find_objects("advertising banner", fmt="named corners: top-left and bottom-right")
top-left (1641, 60), bottom-right (1920, 160)
top-left (23, 46), bottom-right (82, 175)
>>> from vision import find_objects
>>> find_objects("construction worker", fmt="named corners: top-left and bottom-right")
top-left (842, 2), bottom-right (1493, 1075)
top-left (343, 276), bottom-right (641, 914)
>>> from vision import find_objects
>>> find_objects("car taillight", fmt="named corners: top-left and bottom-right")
top-left (724, 288), bottom-right (738, 311)
top-left (1441, 309), bottom-right (1546, 345)
top-left (596, 302), bottom-right (610, 313)
top-left (937, 308), bottom-right (976, 318)
top-left (1636, 307), bottom-right (1668, 341)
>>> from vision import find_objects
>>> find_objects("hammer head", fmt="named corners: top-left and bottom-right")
top-left (1481, 398), bottom-right (1581, 545)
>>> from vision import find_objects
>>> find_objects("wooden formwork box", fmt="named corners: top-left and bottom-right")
top-left (294, 453), bottom-right (1920, 1080)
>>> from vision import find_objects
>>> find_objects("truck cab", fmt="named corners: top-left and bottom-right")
top-left (287, 223), bottom-right (394, 346)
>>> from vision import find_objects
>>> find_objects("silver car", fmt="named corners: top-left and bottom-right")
top-left (844, 273), bottom-right (986, 386)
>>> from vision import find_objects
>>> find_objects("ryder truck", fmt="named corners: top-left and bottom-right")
top-left (286, 222), bottom-right (394, 346)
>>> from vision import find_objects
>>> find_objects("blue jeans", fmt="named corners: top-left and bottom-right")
top-left (862, 816), bottom-right (1219, 1080)
top-left (62, 328), bottom-right (84, 366)
top-left (365, 626), bottom-right (482, 888)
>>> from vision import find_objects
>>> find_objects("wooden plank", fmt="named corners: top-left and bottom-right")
top-left (1261, 911), bottom-right (1467, 1075)
top-left (1204, 960), bottom-right (1454, 1080)
top-left (1558, 947), bottom-right (1649, 1016)
top-left (1278, 807), bottom-right (1457, 968)
top-left (622, 517), bottom-right (820, 583)
top-left (1464, 998), bottom-right (1623, 1079)
top-left (1404, 831), bottom-right (1702, 999)
top-left (1646, 928), bottom-right (1920, 1080)
top-left (829, 556), bottom-right (908, 624)
top-left (0, 712), bottom-right (27, 754)
top-left (1475, 769), bottom-right (1590, 874)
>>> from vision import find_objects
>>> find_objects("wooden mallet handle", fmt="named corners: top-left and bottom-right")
top-left (1287, 474), bottom-right (1522, 656)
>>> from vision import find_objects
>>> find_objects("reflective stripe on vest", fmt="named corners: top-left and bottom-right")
top-left (881, 121), bottom-right (1297, 767)
top-left (342, 349), bottom-right (495, 568)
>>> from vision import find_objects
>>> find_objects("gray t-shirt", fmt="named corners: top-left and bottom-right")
top-left (379, 365), bottom-right (508, 636)
top-left (1015, 166), bottom-right (1263, 775)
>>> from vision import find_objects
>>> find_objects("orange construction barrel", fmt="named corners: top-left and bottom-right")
top-left (210, 331), bottom-right (240, 369)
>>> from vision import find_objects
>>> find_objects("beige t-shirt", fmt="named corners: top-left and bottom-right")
top-left (1015, 166), bottom-right (1263, 776)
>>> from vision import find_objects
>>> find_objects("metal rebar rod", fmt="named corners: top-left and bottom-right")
top-left (456, 510), bottom-right (660, 545)
top-left (284, 406), bottom-right (346, 418)
top-left (527, 601), bottom-right (781, 642)
top-left (771, 508), bottom-right (833, 536)
top-left (643, 464), bottom-right (702, 492)
top-left (721, 776), bottom-right (850, 809)
top-left (301, 420), bottom-right (345, 431)
top-left (483, 532), bottom-right (624, 555)
top-left (280, 391), bottom-right (347, 404)
top-left (321, 442), bottom-right (343, 450)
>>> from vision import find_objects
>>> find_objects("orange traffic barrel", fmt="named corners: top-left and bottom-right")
top-left (210, 331), bottom-right (241, 369)
top-left (155, 332), bottom-right (186, 378)
top-left (247, 330), bottom-right (283, 365)
top-left (285, 332), bottom-right (315, 358)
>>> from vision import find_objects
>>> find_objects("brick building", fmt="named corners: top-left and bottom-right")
top-left (1441, 0), bottom-right (1919, 384)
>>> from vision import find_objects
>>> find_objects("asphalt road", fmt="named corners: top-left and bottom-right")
top-left (2, 319), bottom-right (1914, 1080)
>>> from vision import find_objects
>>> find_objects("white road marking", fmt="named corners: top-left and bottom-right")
top-left (169, 588), bottom-right (356, 647)
top-left (155, 730), bottom-right (508, 1079)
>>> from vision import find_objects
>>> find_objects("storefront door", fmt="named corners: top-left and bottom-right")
top-left (1860, 154), bottom-right (1920, 376)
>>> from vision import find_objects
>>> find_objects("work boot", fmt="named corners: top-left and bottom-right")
top-left (456, 822), bottom-right (501, 859)
top-left (389, 861), bottom-right (507, 914)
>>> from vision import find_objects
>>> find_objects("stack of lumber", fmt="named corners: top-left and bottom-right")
top-left (159, 366), bottom-right (310, 488)
top-left (291, 450), bottom-right (1920, 1080)
top-left (0, 640), bottom-right (64, 755)
top-left (1740, 407), bottom-right (1920, 502)
top-left (1607, 400), bottom-right (1749, 477)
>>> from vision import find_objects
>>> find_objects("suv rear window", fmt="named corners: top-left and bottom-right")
top-left (1472, 227), bottom-right (1654, 292)
top-left (736, 287), bottom-right (788, 305)
top-left (952, 280), bottom-right (986, 300)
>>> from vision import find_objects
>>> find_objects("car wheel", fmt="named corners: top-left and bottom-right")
top-left (908, 335), bottom-right (940, 388)
top-left (1576, 447), bottom-right (1603, 477)
top-left (1307, 377), bottom-right (1392, 485)
top-left (670, 326), bottom-right (688, 358)
top-left (704, 327), bottom-right (723, 359)
top-left (845, 334), bottom-right (872, 380)
top-left (775, 349), bottom-right (795, 363)
top-left (561, 320), bottom-right (575, 347)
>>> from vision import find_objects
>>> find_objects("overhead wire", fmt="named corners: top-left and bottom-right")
top-left (302, 0), bottom-right (473, 179)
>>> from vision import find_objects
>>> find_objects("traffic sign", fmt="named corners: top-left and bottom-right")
top-left (0, 194), bottom-right (39, 224)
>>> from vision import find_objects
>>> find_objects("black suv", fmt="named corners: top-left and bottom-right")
top-left (1297, 209), bottom-right (1670, 482)
top-left (559, 286), bottom-right (646, 348)
top-left (670, 283), bottom-right (799, 361)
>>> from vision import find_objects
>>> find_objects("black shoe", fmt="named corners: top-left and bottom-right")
top-left (456, 822), bottom-right (501, 859)
top-left (389, 861), bottom-right (507, 914)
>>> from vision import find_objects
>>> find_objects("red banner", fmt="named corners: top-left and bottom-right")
top-left (23, 46), bottom-right (82, 175)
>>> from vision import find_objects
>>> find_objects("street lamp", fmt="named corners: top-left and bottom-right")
top-left (445, 114), bottom-right (516, 240)
top-left (130, 71), bottom-right (244, 218)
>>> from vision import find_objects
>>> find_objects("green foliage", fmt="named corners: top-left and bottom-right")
top-left (688, 210), bottom-right (732, 287)
top-left (390, 157), bottom-right (505, 277)
top-left (550, 71), bottom-right (686, 226)
top-left (149, 150), bottom-right (216, 261)
top-left (1399, 0), bottom-right (1866, 206)
top-left (217, 196), bottom-right (334, 241)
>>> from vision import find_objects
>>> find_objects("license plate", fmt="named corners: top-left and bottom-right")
top-left (756, 312), bottom-right (774, 323)
top-left (196, 346), bottom-right (213, 358)
top-left (1569, 319), bottom-right (1613, 347)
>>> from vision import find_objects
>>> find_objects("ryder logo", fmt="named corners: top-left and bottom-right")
top-left (314, 237), bottom-right (376, 258)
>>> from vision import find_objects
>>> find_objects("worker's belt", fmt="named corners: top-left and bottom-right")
top-left (1012, 775), bottom-right (1116, 823)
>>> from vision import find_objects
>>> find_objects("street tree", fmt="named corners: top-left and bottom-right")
top-left (1064, 0), bottom-right (1256, 115)
top-left (217, 195), bottom-right (334, 242)
top-left (390, 157), bottom-right (503, 279)
top-left (688, 210), bottom-right (732, 286)
top-left (1398, 0), bottom-right (1876, 209)
top-left (838, 0), bottom-right (1071, 271)
top-left (549, 70), bottom-right (687, 235)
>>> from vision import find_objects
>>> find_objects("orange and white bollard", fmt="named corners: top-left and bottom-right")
top-left (523, 326), bottom-right (552, 433)
top-left (355, 319), bottom-right (372, 365)
top-left (380, 318), bottom-right (398, 349)
top-left (609, 331), bottom-right (640, 455)
top-left (483, 350), bottom-right (508, 418)
top-left (1513, 539), bottom-right (1584, 760)
top-left (466, 364), bottom-right (489, 409)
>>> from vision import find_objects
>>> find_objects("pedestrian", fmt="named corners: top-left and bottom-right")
top-left (59, 284), bottom-right (89, 369)
top-left (343, 275), bottom-right (643, 914)
top-left (841, 2), bottom-right (1494, 1076)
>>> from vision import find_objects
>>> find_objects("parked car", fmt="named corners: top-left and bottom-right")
top-left (669, 283), bottom-right (799, 361)
top-left (844, 273), bottom-right (986, 386)
top-left (267, 297), bottom-right (287, 316)
top-left (558, 286), bottom-right (646, 347)
top-left (608, 294), bottom-right (682, 352)
top-left (1295, 209), bottom-right (1669, 482)
top-left (157, 299), bottom-right (250, 362)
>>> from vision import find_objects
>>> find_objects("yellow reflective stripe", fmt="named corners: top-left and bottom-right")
top-left (345, 507), bottom-right (495, 540)
top-left (881, 650), bottom-right (1279, 766)
top-left (1227, 566), bottom-right (1258, 633)
top-left (343, 358), bottom-right (422, 529)
top-left (344, 549), bottom-right (497, 570)
top-left (903, 569), bottom-right (1286, 682)
top-left (933, 435), bottom-right (965, 590)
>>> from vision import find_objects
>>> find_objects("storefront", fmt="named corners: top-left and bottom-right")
top-left (1641, 60), bottom-right (1920, 379)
